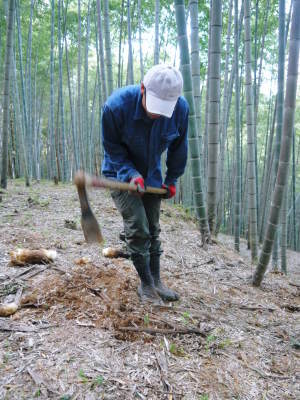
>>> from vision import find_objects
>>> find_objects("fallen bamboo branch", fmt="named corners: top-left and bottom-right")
top-left (0, 319), bottom-right (57, 332)
top-left (4, 266), bottom-right (48, 286)
top-left (118, 326), bottom-right (207, 336)
top-left (289, 282), bottom-right (300, 289)
top-left (10, 266), bottom-right (37, 279)
top-left (0, 319), bottom-right (37, 332)
top-left (174, 258), bottom-right (215, 277)
top-left (238, 304), bottom-right (276, 312)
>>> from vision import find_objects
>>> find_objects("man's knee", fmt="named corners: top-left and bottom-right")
top-left (125, 223), bottom-right (151, 256)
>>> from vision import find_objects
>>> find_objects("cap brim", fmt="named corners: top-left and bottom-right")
top-left (146, 92), bottom-right (177, 118)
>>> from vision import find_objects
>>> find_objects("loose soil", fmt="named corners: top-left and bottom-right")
top-left (0, 180), bottom-right (299, 399)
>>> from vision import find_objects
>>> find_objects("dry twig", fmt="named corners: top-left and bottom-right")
top-left (118, 326), bottom-right (207, 336)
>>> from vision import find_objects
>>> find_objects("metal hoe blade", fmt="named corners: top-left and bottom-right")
top-left (75, 179), bottom-right (103, 244)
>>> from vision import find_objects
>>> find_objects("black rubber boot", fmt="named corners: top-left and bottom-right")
top-left (150, 255), bottom-right (180, 302)
top-left (132, 255), bottom-right (163, 305)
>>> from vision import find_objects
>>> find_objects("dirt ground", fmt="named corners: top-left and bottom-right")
top-left (0, 179), bottom-right (299, 400)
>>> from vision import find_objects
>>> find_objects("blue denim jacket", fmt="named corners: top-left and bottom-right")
top-left (101, 85), bottom-right (189, 188)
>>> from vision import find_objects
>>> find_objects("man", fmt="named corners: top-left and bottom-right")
top-left (101, 64), bottom-right (189, 304)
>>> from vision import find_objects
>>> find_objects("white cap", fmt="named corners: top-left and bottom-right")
top-left (143, 64), bottom-right (183, 118)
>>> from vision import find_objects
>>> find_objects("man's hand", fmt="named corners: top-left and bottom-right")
top-left (162, 184), bottom-right (176, 199)
top-left (130, 176), bottom-right (145, 195)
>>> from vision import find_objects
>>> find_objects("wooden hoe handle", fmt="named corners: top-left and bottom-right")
top-left (74, 171), bottom-right (167, 195)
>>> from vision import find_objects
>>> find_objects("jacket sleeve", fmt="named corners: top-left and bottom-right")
top-left (164, 105), bottom-right (189, 186)
top-left (101, 104), bottom-right (139, 182)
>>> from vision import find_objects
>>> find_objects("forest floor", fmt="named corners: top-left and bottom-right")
top-left (0, 179), bottom-right (299, 400)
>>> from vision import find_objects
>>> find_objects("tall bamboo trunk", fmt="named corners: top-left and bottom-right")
top-left (281, 183), bottom-right (288, 273)
top-left (16, 0), bottom-right (30, 186)
top-left (207, 0), bottom-right (222, 234)
top-left (253, 0), bottom-right (300, 287)
top-left (189, 0), bottom-right (202, 155)
top-left (243, 0), bottom-right (258, 262)
top-left (49, 0), bottom-right (57, 181)
top-left (1, 0), bottom-right (15, 189)
top-left (77, 0), bottom-right (83, 169)
top-left (12, 53), bottom-right (29, 183)
top-left (291, 129), bottom-right (296, 250)
top-left (271, 0), bottom-right (285, 268)
top-left (118, 0), bottom-right (125, 86)
top-left (84, 0), bottom-right (91, 172)
top-left (154, 0), bottom-right (160, 64)
top-left (126, 0), bottom-right (134, 84)
top-left (174, 0), bottom-right (210, 245)
top-left (96, 0), bottom-right (107, 100)
top-left (254, 0), bottom-right (271, 223)
top-left (137, 0), bottom-right (143, 81)
top-left (234, 0), bottom-right (241, 251)
top-left (203, 0), bottom-right (212, 193)
top-left (58, 0), bottom-right (67, 181)
top-left (94, 15), bottom-right (103, 156)
top-left (25, 0), bottom-right (34, 179)
top-left (216, 0), bottom-right (233, 233)
top-left (64, 25), bottom-right (79, 171)
top-left (103, 0), bottom-right (113, 95)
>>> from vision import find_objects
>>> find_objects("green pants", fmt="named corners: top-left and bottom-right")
top-left (111, 191), bottom-right (162, 263)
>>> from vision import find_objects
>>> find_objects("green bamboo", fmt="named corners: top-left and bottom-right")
top-left (13, 53), bottom-right (28, 184)
top-left (103, 0), bottom-right (113, 95)
top-left (234, 0), bottom-right (241, 251)
top-left (118, 0), bottom-right (125, 86)
top-left (189, 0), bottom-right (202, 155)
top-left (292, 129), bottom-right (296, 250)
top-left (254, 0), bottom-right (271, 226)
top-left (137, 0), bottom-right (143, 80)
top-left (1, 0), bottom-right (15, 188)
top-left (216, 0), bottom-right (233, 233)
top-left (281, 182), bottom-right (288, 273)
top-left (64, 22), bottom-right (79, 172)
top-left (272, 0), bottom-right (286, 269)
top-left (243, 0), bottom-right (258, 262)
top-left (49, 0), bottom-right (58, 181)
top-left (58, 0), bottom-right (67, 181)
top-left (96, 0), bottom-right (107, 100)
top-left (154, 0), bottom-right (160, 64)
top-left (253, 0), bottom-right (300, 287)
top-left (84, 0), bottom-right (91, 172)
top-left (207, 0), bottom-right (222, 234)
top-left (126, 0), bottom-right (134, 84)
top-left (25, 0), bottom-right (34, 179)
top-left (77, 0), bottom-right (84, 169)
top-left (174, 0), bottom-right (210, 244)
top-left (16, 0), bottom-right (30, 186)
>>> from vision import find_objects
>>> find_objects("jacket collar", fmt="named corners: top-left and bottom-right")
top-left (133, 91), bottom-right (145, 120)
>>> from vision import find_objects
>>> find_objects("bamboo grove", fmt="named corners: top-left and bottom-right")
top-left (0, 0), bottom-right (299, 283)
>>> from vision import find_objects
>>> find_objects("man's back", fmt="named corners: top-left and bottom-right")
top-left (101, 85), bottom-right (189, 188)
